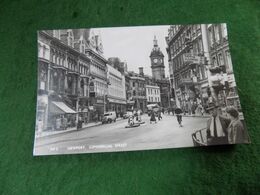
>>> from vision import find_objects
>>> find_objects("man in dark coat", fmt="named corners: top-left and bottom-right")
top-left (206, 104), bottom-right (230, 145)
top-left (150, 110), bottom-right (157, 124)
top-left (175, 107), bottom-right (183, 127)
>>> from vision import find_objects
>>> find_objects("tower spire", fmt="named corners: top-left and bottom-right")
top-left (153, 35), bottom-right (158, 47)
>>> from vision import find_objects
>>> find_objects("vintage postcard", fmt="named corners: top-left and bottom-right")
top-left (34, 24), bottom-right (250, 156)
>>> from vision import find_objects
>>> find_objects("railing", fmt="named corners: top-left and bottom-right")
top-left (192, 128), bottom-right (207, 146)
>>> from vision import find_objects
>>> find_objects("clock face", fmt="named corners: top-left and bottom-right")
top-left (153, 58), bottom-right (158, 63)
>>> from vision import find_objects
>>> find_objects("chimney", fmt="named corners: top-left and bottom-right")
top-left (139, 67), bottom-right (144, 76)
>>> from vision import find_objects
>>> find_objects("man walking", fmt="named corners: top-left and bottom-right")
top-left (174, 107), bottom-right (183, 127)
top-left (206, 103), bottom-right (230, 145)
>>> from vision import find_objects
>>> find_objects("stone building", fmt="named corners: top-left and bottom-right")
top-left (166, 24), bottom-right (241, 114)
top-left (166, 25), bottom-right (209, 114)
top-left (146, 85), bottom-right (161, 104)
top-left (107, 64), bottom-right (126, 115)
top-left (206, 24), bottom-right (241, 111)
top-left (36, 29), bottom-right (108, 132)
top-left (126, 71), bottom-right (147, 112)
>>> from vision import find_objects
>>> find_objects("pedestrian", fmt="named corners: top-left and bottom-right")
top-left (206, 103), bottom-right (230, 145)
top-left (226, 107), bottom-right (248, 144)
top-left (201, 106), bottom-right (205, 116)
top-left (158, 110), bottom-right (162, 121)
top-left (175, 107), bottom-right (183, 127)
top-left (150, 110), bottom-right (157, 124)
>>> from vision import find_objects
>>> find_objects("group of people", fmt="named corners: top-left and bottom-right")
top-left (149, 103), bottom-right (248, 145)
top-left (149, 110), bottom-right (162, 124)
top-left (206, 103), bottom-right (248, 145)
top-left (150, 108), bottom-right (183, 126)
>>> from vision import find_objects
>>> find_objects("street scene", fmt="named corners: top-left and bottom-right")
top-left (34, 114), bottom-right (208, 155)
top-left (34, 24), bottom-right (250, 155)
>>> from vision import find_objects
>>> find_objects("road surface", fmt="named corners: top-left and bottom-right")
top-left (34, 114), bottom-right (208, 155)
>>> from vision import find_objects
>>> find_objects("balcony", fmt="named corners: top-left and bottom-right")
top-left (209, 65), bottom-right (224, 74)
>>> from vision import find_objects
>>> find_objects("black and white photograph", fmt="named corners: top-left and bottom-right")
top-left (34, 24), bottom-right (250, 156)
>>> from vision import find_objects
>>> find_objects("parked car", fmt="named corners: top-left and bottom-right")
top-left (123, 111), bottom-right (133, 119)
top-left (102, 111), bottom-right (116, 124)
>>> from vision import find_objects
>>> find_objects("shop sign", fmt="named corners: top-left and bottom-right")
top-left (97, 99), bottom-right (104, 104)
top-left (183, 53), bottom-right (201, 64)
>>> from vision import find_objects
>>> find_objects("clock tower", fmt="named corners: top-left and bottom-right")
top-left (150, 36), bottom-right (165, 80)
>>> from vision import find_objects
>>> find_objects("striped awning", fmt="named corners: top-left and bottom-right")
top-left (50, 101), bottom-right (76, 114)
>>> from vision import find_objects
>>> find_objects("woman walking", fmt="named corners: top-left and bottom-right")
top-left (226, 107), bottom-right (248, 144)
top-left (150, 110), bottom-right (157, 124)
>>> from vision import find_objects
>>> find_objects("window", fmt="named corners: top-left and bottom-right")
top-left (80, 40), bottom-right (85, 53)
top-left (53, 30), bottom-right (60, 39)
top-left (212, 57), bottom-right (218, 66)
top-left (214, 25), bottom-right (220, 43)
top-left (222, 23), bottom-right (228, 38)
top-left (198, 39), bottom-right (203, 53)
top-left (225, 50), bottom-right (232, 71)
top-left (218, 53), bottom-right (224, 66)
top-left (208, 27), bottom-right (214, 47)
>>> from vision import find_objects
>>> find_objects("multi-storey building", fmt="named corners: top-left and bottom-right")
top-left (206, 23), bottom-right (241, 110)
top-left (166, 24), bottom-right (241, 113)
top-left (166, 25), bottom-right (209, 114)
top-left (107, 64), bottom-right (126, 115)
top-left (146, 85), bottom-right (161, 104)
top-left (36, 29), bottom-right (107, 132)
top-left (126, 71), bottom-right (147, 112)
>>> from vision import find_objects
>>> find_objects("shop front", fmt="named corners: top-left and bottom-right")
top-left (49, 101), bottom-right (77, 130)
top-left (107, 97), bottom-right (126, 117)
top-left (36, 94), bottom-right (48, 132)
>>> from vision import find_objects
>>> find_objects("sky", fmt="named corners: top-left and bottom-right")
top-left (94, 25), bottom-right (170, 76)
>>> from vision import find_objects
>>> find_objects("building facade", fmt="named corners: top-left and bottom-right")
top-left (126, 71), bottom-right (147, 112)
top-left (166, 24), bottom-right (241, 114)
top-left (36, 29), bottom-right (108, 132)
top-left (206, 24), bottom-right (241, 111)
top-left (146, 85), bottom-right (161, 104)
top-left (166, 25), bottom-right (209, 114)
top-left (107, 64), bottom-right (126, 115)
top-left (37, 30), bottom-right (91, 131)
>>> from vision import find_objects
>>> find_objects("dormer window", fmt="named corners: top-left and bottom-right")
top-left (80, 40), bottom-right (85, 53)
top-left (53, 30), bottom-right (60, 39)
top-left (67, 30), bottom-right (74, 47)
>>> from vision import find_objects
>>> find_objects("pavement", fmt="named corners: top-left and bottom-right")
top-left (182, 113), bottom-right (210, 118)
top-left (33, 114), bottom-right (209, 155)
top-left (34, 117), bottom-right (125, 138)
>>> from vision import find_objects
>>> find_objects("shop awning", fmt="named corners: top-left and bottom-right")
top-left (50, 101), bottom-right (76, 114)
top-left (147, 104), bottom-right (159, 108)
